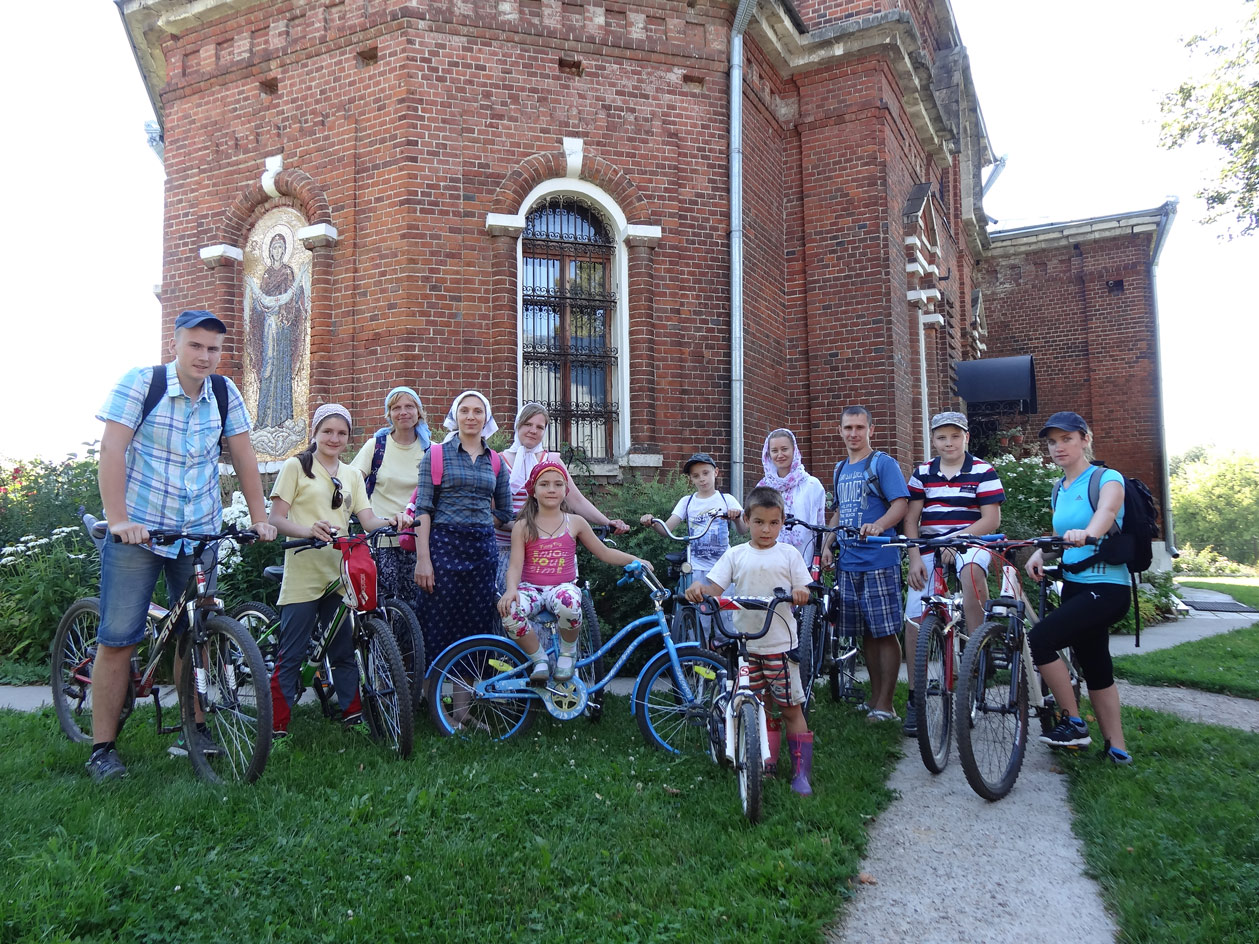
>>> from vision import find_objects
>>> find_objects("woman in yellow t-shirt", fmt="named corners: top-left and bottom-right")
top-left (267, 404), bottom-right (394, 742)
top-left (350, 385), bottom-right (429, 612)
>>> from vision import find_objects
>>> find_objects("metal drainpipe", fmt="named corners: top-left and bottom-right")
top-left (729, 0), bottom-right (757, 493)
top-left (1149, 198), bottom-right (1179, 558)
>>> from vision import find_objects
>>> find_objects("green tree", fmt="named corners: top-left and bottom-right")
top-left (1171, 449), bottom-right (1259, 565)
top-left (1160, 0), bottom-right (1259, 237)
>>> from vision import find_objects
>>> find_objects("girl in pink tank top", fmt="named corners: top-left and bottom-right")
top-left (498, 460), bottom-right (650, 683)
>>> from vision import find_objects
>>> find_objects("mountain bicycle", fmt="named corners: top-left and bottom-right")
top-left (424, 561), bottom-right (725, 754)
top-left (781, 517), bottom-right (857, 715)
top-left (230, 528), bottom-right (414, 757)
top-left (953, 536), bottom-right (1092, 800)
top-left (866, 532), bottom-right (1003, 773)
top-left (697, 588), bottom-right (795, 823)
top-left (231, 528), bottom-right (425, 716)
top-left (51, 514), bottom-right (272, 784)
top-left (644, 510), bottom-right (726, 648)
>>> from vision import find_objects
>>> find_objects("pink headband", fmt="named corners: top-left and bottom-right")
top-left (524, 459), bottom-right (569, 496)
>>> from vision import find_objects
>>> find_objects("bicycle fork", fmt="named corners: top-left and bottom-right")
top-left (725, 661), bottom-right (770, 766)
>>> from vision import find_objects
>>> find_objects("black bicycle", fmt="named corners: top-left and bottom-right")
top-left (51, 515), bottom-right (273, 783)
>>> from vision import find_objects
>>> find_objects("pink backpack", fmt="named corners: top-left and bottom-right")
top-left (398, 442), bottom-right (501, 552)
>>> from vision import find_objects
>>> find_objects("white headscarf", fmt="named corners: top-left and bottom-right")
top-left (507, 402), bottom-right (550, 495)
top-left (442, 390), bottom-right (499, 439)
top-left (756, 428), bottom-right (809, 508)
top-left (311, 403), bottom-right (353, 438)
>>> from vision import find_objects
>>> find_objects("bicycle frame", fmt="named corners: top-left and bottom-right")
top-left (425, 564), bottom-right (709, 720)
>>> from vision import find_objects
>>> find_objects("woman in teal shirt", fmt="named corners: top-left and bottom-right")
top-left (1025, 412), bottom-right (1133, 765)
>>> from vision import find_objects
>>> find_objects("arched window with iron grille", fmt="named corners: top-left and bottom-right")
top-left (521, 196), bottom-right (619, 460)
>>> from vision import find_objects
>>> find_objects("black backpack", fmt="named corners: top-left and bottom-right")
top-left (832, 450), bottom-right (889, 508)
top-left (1052, 462), bottom-right (1159, 645)
top-left (139, 364), bottom-right (229, 456)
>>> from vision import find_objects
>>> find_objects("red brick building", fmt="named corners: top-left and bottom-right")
top-left (975, 203), bottom-right (1176, 556)
top-left (117, 0), bottom-right (1170, 549)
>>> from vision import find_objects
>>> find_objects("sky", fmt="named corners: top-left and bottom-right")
top-left (0, 0), bottom-right (1252, 463)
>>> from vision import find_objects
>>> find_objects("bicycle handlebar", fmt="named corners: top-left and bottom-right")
top-left (645, 510), bottom-right (724, 543)
top-left (698, 588), bottom-right (794, 641)
top-left (862, 533), bottom-right (1006, 548)
top-left (88, 514), bottom-right (260, 547)
top-left (782, 517), bottom-right (858, 538)
top-left (282, 526), bottom-right (399, 552)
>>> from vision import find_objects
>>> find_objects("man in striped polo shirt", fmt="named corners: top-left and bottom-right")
top-left (901, 411), bottom-right (1004, 736)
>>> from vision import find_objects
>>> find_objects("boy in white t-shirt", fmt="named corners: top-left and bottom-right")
top-left (640, 452), bottom-right (747, 644)
top-left (686, 486), bottom-right (815, 796)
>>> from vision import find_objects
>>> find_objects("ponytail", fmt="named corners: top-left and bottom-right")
top-left (296, 441), bottom-right (318, 479)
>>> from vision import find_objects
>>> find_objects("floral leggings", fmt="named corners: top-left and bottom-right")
top-left (501, 581), bottom-right (583, 640)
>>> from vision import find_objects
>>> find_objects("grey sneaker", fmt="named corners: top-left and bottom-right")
top-left (529, 659), bottom-right (550, 683)
top-left (1101, 740), bottom-right (1134, 765)
top-left (86, 746), bottom-right (127, 782)
top-left (1040, 712), bottom-right (1091, 749)
top-left (554, 652), bottom-right (576, 681)
top-left (168, 728), bottom-right (225, 757)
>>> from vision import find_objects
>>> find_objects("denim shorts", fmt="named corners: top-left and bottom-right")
top-left (97, 541), bottom-right (215, 648)
top-left (835, 565), bottom-right (902, 639)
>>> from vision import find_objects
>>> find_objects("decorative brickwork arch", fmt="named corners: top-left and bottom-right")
top-left (486, 144), bottom-right (662, 458)
top-left (489, 149), bottom-right (653, 226)
top-left (221, 169), bottom-right (333, 248)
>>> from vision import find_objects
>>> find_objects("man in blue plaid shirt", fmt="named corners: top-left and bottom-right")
top-left (86, 310), bottom-right (276, 782)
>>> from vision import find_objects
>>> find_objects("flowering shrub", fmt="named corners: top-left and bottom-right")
top-left (216, 491), bottom-right (284, 606)
top-left (989, 453), bottom-right (1060, 538)
top-left (0, 449), bottom-right (102, 549)
top-left (0, 528), bottom-right (99, 659)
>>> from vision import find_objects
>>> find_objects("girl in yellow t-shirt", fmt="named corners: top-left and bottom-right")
top-left (267, 404), bottom-right (394, 741)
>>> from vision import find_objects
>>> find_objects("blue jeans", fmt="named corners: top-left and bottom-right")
top-left (98, 541), bottom-right (215, 648)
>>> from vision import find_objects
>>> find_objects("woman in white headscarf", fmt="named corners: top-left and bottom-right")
top-left (495, 402), bottom-right (629, 591)
top-left (412, 391), bottom-right (513, 658)
top-left (350, 385), bottom-right (429, 611)
top-left (756, 427), bottom-right (827, 563)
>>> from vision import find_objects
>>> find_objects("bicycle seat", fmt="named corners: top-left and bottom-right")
top-left (665, 551), bottom-right (686, 566)
top-left (263, 565), bottom-right (285, 584)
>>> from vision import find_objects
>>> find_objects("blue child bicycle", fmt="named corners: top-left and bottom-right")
top-left (424, 561), bottom-right (725, 752)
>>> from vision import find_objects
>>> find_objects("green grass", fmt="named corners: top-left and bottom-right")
top-left (1065, 706), bottom-right (1259, 944)
top-left (1, 695), bottom-right (900, 943)
top-left (1177, 577), bottom-right (1259, 611)
top-left (1112, 624), bottom-right (1259, 700)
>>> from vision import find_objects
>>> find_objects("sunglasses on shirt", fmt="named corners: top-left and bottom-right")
top-left (330, 476), bottom-right (344, 510)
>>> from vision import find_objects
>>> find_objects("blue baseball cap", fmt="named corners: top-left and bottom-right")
top-left (683, 452), bottom-right (718, 473)
top-left (174, 309), bottom-right (227, 333)
top-left (1038, 411), bottom-right (1089, 437)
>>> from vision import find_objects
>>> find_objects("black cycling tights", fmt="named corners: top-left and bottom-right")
top-left (1028, 580), bottom-right (1131, 691)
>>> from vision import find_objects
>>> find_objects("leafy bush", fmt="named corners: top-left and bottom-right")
top-left (0, 529), bottom-right (99, 660)
top-left (573, 470), bottom-right (713, 631)
top-left (215, 491), bottom-right (284, 606)
top-left (1173, 543), bottom-right (1258, 577)
top-left (1112, 571), bottom-right (1179, 636)
top-left (989, 454), bottom-right (1060, 538)
top-left (0, 448), bottom-right (102, 548)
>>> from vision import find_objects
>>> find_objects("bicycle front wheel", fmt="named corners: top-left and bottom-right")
top-left (735, 700), bottom-right (763, 824)
top-left (181, 614), bottom-right (272, 784)
top-left (380, 597), bottom-right (425, 713)
top-left (426, 637), bottom-right (535, 741)
top-left (955, 621), bottom-right (1028, 801)
top-left (669, 606), bottom-right (701, 648)
top-left (795, 603), bottom-right (823, 716)
top-left (358, 616), bottom-right (414, 758)
top-left (828, 630), bottom-right (863, 705)
top-left (634, 646), bottom-right (726, 754)
top-left (914, 614), bottom-right (952, 773)
top-left (51, 597), bottom-right (136, 744)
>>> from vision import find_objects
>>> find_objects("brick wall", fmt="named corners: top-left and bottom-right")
top-left (141, 0), bottom-right (982, 495)
top-left (976, 232), bottom-right (1167, 518)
